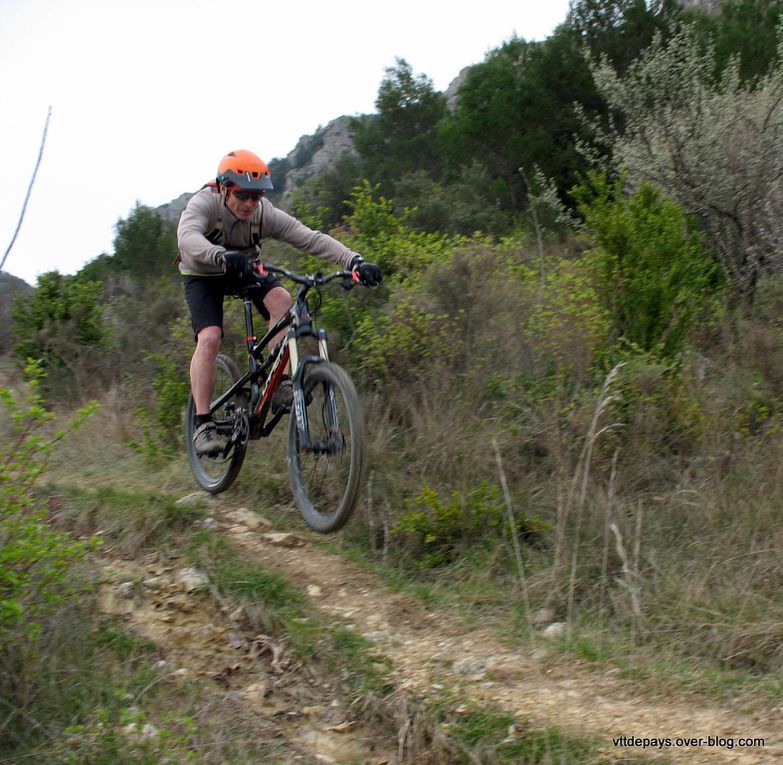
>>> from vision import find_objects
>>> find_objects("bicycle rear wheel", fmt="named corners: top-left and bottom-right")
top-left (288, 362), bottom-right (365, 533)
top-left (186, 353), bottom-right (248, 493)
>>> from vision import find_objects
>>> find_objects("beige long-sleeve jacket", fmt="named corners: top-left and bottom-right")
top-left (176, 186), bottom-right (359, 276)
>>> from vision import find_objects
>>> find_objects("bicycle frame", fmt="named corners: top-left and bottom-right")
top-left (208, 266), bottom-right (350, 447)
top-left (186, 261), bottom-right (367, 529)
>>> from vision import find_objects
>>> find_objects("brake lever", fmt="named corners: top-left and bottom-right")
top-left (341, 270), bottom-right (362, 290)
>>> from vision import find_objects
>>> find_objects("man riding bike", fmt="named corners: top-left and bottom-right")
top-left (177, 149), bottom-right (382, 457)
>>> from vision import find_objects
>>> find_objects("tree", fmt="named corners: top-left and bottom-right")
top-left (11, 272), bottom-right (106, 396)
top-left (81, 204), bottom-right (177, 285)
top-left (351, 58), bottom-right (447, 196)
top-left (683, 0), bottom-right (783, 83)
top-left (439, 33), bottom-right (597, 214)
top-left (588, 24), bottom-right (783, 301)
top-left (437, 1), bottom-right (679, 223)
top-left (568, 0), bottom-right (681, 74)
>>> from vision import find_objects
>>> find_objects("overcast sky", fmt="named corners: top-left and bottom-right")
top-left (1, 0), bottom-right (571, 286)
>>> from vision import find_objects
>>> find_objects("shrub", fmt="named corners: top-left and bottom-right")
top-left (0, 362), bottom-right (97, 649)
top-left (519, 256), bottom-right (610, 380)
top-left (354, 297), bottom-right (452, 386)
top-left (0, 361), bottom-right (98, 745)
top-left (129, 350), bottom-right (190, 463)
top-left (573, 172), bottom-right (723, 358)
top-left (588, 24), bottom-right (783, 301)
top-left (392, 483), bottom-right (506, 568)
top-left (11, 272), bottom-right (107, 396)
top-left (391, 482), bottom-right (546, 569)
top-left (344, 180), bottom-right (463, 278)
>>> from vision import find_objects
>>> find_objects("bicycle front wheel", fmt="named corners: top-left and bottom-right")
top-left (288, 362), bottom-right (365, 533)
top-left (186, 353), bottom-right (248, 494)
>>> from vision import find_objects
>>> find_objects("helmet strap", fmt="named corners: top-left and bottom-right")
top-left (218, 181), bottom-right (231, 206)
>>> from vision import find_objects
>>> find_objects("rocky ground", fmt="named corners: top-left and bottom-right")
top-left (97, 499), bottom-right (783, 765)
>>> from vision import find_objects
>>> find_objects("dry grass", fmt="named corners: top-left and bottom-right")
top-left (8, 241), bottom-right (783, 720)
top-left (327, 249), bottom-right (783, 696)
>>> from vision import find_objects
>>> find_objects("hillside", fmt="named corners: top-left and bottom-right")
top-left (154, 65), bottom-right (469, 224)
top-left (91, 488), bottom-right (780, 765)
top-left (0, 270), bottom-right (33, 354)
top-left (153, 116), bottom-right (359, 224)
top-left (4, 3), bottom-right (783, 763)
top-left (5, 223), bottom-right (783, 761)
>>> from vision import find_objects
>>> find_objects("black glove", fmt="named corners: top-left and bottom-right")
top-left (350, 256), bottom-right (383, 287)
top-left (220, 251), bottom-right (252, 279)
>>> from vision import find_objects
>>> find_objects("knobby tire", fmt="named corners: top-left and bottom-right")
top-left (186, 353), bottom-right (248, 493)
top-left (288, 362), bottom-right (365, 533)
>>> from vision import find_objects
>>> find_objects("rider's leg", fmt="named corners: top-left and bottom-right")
top-left (184, 276), bottom-right (229, 455)
top-left (189, 324), bottom-right (228, 456)
top-left (191, 325), bottom-right (222, 415)
top-left (184, 275), bottom-right (225, 417)
top-left (264, 286), bottom-right (293, 347)
top-left (264, 286), bottom-right (294, 413)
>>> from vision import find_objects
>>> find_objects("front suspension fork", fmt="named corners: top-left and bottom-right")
top-left (292, 328), bottom-right (341, 453)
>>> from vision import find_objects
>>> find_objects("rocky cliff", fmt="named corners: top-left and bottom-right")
top-left (153, 115), bottom-right (357, 223)
top-left (0, 271), bottom-right (34, 353)
top-left (155, 70), bottom-right (468, 222)
top-left (274, 115), bottom-right (358, 206)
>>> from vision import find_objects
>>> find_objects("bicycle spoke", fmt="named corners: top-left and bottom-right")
top-left (186, 354), bottom-right (248, 493)
top-left (185, 266), bottom-right (369, 517)
top-left (289, 363), bottom-right (364, 533)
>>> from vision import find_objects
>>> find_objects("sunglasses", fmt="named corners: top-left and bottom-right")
top-left (231, 189), bottom-right (264, 202)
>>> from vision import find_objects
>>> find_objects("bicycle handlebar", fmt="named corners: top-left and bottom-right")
top-left (251, 261), bottom-right (362, 289)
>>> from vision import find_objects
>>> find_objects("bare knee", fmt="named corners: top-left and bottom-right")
top-left (265, 286), bottom-right (292, 321)
top-left (195, 326), bottom-right (222, 356)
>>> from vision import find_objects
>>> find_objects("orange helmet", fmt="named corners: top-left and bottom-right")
top-left (216, 149), bottom-right (273, 191)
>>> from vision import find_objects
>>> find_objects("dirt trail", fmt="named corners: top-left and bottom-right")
top-left (215, 504), bottom-right (782, 765)
top-left (96, 496), bottom-right (781, 764)
top-left (97, 547), bottom-right (397, 764)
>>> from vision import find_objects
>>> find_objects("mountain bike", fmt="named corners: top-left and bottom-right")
top-left (185, 261), bottom-right (367, 533)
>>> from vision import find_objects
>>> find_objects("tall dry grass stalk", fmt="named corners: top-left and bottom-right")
top-left (493, 437), bottom-right (534, 637)
top-left (548, 364), bottom-right (623, 637)
top-left (609, 500), bottom-right (645, 642)
top-left (365, 469), bottom-right (376, 547)
top-left (599, 448), bottom-right (620, 614)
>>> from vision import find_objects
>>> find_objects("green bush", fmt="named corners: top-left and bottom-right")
top-left (354, 297), bottom-right (452, 385)
top-left (12, 272), bottom-right (107, 395)
top-left (292, 182), bottom-right (467, 376)
top-left (344, 180), bottom-right (463, 278)
top-left (519, 256), bottom-right (610, 379)
top-left (129, 350), bottom-right (190, 463)
top-left (0, 362), bottom-right (97, 648)
top-left (391, 482), bottom-right (546, 568)
top-left (573, 172), bottom-right (724, 358)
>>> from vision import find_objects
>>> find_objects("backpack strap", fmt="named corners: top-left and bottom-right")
top-left (251, 200), bottom-right (263, 247)
top-left (202, 181), bottom-right (224, 244)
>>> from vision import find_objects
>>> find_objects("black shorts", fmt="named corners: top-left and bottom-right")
top-left (183, 272), bottom-right (281, 338)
